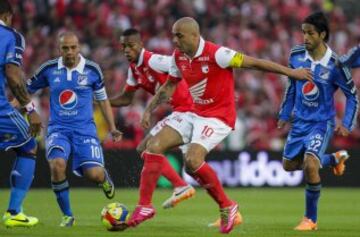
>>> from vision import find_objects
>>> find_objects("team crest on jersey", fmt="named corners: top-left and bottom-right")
top-left (302, 81), bottom-right (319, 101)
top-left (59, 89), bottom-right (78, 109)
top-left (77, 75), bottom-right (88, 86)
top-left (201, 64), bottom-right (209, 74)
top-left (319, 68), bottom-right (330, 80)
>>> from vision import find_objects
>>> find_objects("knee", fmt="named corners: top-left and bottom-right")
top-left (303, 155), bottom-right (320, 172)
top-left (145, 138), bottom-right (164, 154)
top-left (49, 159), bottom-right (66, 175)
top-left (184, 155), bottom-right (204, 172)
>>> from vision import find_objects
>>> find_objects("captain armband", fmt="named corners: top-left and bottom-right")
top-left (229, 52), bottom-right (244, 68)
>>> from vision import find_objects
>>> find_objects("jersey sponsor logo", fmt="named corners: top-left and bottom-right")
top-left (59, 89), bottom-right (77, 110)
top-left (189, 78), bottom-right (208, 100)
top-left (77, 75), bottom-right (88, 86)
top-left (198, 56), bottom-right (209, 61)
top-left (302, 81), bottom-right (319, 101)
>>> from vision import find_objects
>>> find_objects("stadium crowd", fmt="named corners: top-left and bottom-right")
top-left (9, 0), bottom-right (360, 150)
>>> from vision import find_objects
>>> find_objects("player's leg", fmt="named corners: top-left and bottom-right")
top-left (46, 132), bottom-right (74, 227)
top-left (1, 111), bottom-right (39, 227)
top-left (146, 112), bottom-right (195, 209)
top-left (128, 125), bottom-right (186, 227)
top-left (295, 122), bottom-right (332, 231)
top-left (185, 115), bottom-right (240, 234)
top-left (71, 135), bottom-right (115, 199)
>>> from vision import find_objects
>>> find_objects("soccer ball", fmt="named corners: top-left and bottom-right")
top-left (101, 202), bottom-right (129, 231)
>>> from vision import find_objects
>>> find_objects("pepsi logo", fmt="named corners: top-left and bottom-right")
top-left (59, 90), bottom-right (77, 109)
top-left (302, 82), bottom-right (319, 101)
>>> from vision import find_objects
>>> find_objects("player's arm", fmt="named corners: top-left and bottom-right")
top-left (214, 47), bottom-right (312, 80)
top-left (277, 77), bottom-right (296, 128)
top-left (5, 33), bottom-right (42, 137)
top-left (141, 78), bottom-right (178, 129)
top-left (339, 44), bottom-right (360, 68)
top-left (110, 89), bottom-right (136, 107)
top-left (141, 53), bottom-right (180, 129)
top-left (92, 66), bottom-right (122, 142)
top-left (333, 66), bottom-right (359, 136)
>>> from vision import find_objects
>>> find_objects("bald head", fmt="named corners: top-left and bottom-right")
top-left (58, 31), bottom-right (80, 68)
top-left (172, 17), bottom-right (201, 57)
top-left (173, 17), bottom-right (200, 36)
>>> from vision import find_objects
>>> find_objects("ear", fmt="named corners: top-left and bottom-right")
top-left (320, 31), bottom-right (326, 41)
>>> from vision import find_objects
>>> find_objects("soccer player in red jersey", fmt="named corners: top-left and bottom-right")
top-left (110, 29), bottom-right (195, 209)
top-left (128, 17), bottom-right (312, 234)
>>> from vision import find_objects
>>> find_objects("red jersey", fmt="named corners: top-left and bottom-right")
top-left (125, 49), bottom-right (193, 112)
top-left (169, 38), bottom-right (238, 128)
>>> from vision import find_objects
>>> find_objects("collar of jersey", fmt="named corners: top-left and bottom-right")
top-left (304, 45), bottom-right (332, 67)
top-left (58, 54), bottom-right (86, 73)
top-left (136, 48), bottom-right (145, 67)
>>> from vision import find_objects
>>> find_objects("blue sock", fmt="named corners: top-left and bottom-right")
top-left (52, 180), bottom-right (73, 216)
top-left (321, 154), bottom-right (337, 168)
top-left (8, 156), bottom-right (36, 214)
top-left (305, 183), bottom-right (321, 222)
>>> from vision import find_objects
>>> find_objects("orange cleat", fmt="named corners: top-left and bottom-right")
top-left (207, 210), bottom-right (243, 228)
top-left (294, 217), bottom-right (317, 231)
top-left (332, 150), bottom-right (349, 176)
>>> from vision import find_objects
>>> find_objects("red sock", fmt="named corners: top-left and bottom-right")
top-left (190, 162), bottom-right (232, 208)
top-left (138, 152), bottom-right (165, 205)
top-left (161, 158), bottom-right (187, 187)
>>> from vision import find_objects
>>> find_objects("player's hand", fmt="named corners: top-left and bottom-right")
top-left (277, 119), bottom-right (288, 129)
top-left (141, 111), bottom-right (151, 129)
top-left (28, 111), bottom-right (42, 137)
top-left (335, 124), bottom-right (350, 137)
top-left (110, 129), bottom-right (123, 142)
top-left (290, 68), bottom-right (313, 81)
top-left (10, 98), bottom-right (20, 108)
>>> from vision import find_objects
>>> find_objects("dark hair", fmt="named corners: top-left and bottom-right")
top-left (0, 0), bottom-right (13, 15)
top-left (122, 28), bottom-right (140, 37)
top-left (303, 12), bottom-right (330, 42)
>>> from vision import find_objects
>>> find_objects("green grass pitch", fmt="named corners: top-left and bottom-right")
top-left (0, 188), bottom-right (359, 237)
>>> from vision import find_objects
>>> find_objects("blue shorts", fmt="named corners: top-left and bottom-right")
top-left (0, 110), bottom-right (33, 151)
top-left (45, 131), bottom-right (104, 176)
top-left (283, 119), bottom-right (334, 162)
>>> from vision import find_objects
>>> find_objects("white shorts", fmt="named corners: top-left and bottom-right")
top-left (149, 111), bottom-right (189, 154)
top-left (166, 112), bottom-right (232, 152)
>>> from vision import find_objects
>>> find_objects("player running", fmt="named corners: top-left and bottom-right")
top-left (278, 12), bottom-right (358, 231)
top-left (0, 0), bottom-right (42, 228)
top-left (110, 28), bottom-right (195, 209)
top-left (128, 17), bottom-right (312, 234)
top-left (25, 32), bottom-right (122, 227)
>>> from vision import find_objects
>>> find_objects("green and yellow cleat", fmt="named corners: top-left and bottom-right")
top-left (3, 212), bottom-right (39, 228)
top-left (60, 215), bottom-right (75, 227)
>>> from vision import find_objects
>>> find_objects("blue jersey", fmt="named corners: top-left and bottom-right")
top-left (339, 44), bottom-right (360, 68)
top-left (279, 45), bottom-right (358, 131)
top-left (26, 56), bottom-right (108, 136)
top-left (0, 22), bottom-right (25, 111)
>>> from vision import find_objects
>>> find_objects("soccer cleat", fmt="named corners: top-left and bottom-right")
top-left (162, 185), bottom-right (196, 209)
top-left (3, 212), bottom-right (39, 228)
top-left (208, 211), bottom-right (243, 228)
top-left (127, 205), bottom-right (155, 227)
top-left (219, 202), bottom-right (239, 234)
top-left (59, 215), bottom-right (75, 227)
top-left (332, 150), bottom-right (349, 176)
top-left (294, 217), bottom-right (317, 231)
top-left (101, 171), bottom-right (115, 199)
